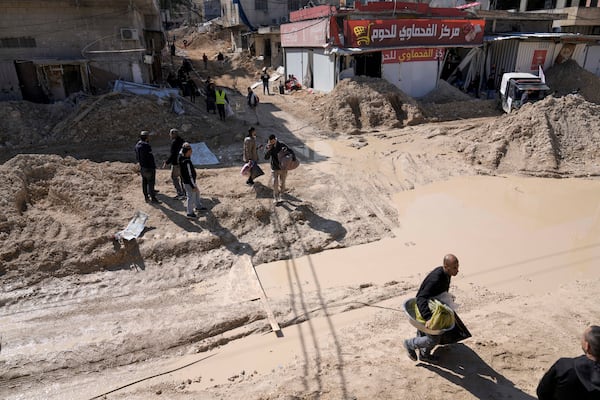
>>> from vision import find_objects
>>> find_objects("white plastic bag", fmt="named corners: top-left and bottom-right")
top-left (225, 101), bottom-right (234, 117)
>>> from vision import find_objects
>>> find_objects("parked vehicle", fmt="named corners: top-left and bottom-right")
top-left (499, 72), bottom-right (550, 113)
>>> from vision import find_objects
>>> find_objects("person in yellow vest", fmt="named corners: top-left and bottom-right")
top-left (215, 87), bottom-right (228, 121)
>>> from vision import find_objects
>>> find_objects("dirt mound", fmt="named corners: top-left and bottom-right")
top-left (178, 26), bottom-right (230, 54)
top-left (546, 59), bottom-right (600, 104)
top-left (460, 94), bottom-right (600, 176)
top-left (0, 100), bottom-right (73, 149)
top-left (420, 99), bottom-right (501, 121)
top-left (0, 92), bottom-right (243, 163)
top-left (420, 79), bottom-right (473, 104)
top-left (418, 80), bottom-right (501, 121)
top-left (0, 154), bottom-right (143, 285)
top-left (313, 76), bottom-right (425, 134)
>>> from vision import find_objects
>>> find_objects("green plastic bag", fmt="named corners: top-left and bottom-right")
top-left (413, 299), bottom-right (455, 330)
top-left (428, 299), bottom-right (455, 330)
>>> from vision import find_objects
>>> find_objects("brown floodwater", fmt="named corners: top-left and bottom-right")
top-left (259, 175), bottom-right (600, 297)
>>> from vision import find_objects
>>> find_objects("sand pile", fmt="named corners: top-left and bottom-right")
top-left (313, 76), bottom-right (425, 134)
top-left (0, 154), bottom-right (142, 285)
top-left (418, 79), bottom-right (502, 121)
top-left (546, 59), bottom-right (600, 104)
top-left (460, 94), bottom-right (600, 176)
top-left (420, 79), bottom-right (473, 104)
top-left (0, 100), bottom-right (73, 149)
top-left (0, 92), bottom-right (233, 163)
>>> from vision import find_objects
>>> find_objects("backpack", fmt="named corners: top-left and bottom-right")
top-left (277, 146), bottom-right (299, 171)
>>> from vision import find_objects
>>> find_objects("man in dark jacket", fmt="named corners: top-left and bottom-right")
top-left (247, 87), bottom-right (259, 125)
top-left (178, 142), bottom-right (207, 218)
top-left (260, 68), bottom-right (270, 95)
top-left (404, 254), bottom-right (460, 362)
top-left (134, 131), bottom-right (160, 204)
top-left (162, 128), bottom-right (185, 199)
top-left (537, 325), bottom-right (600, 400)
top-left (264, 134), bottom-right (295, 204)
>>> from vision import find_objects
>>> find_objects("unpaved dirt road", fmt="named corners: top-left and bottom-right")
top-left (2, 28), bottom-right (600, 400)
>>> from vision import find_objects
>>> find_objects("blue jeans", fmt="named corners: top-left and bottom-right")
top-left (406, 330), bottom-right (441, 353)
top-left (184, 184), bottom-right (202, 214)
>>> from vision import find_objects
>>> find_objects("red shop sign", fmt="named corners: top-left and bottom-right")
top-left (346, 19), bottom-right (485, 48)
top-left (382, 48), bottom-right (445, 63)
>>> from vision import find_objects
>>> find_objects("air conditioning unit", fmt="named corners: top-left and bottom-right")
top-left (120, 28), bottom-right (139, 41)
top-left (280, 16), bottom-right (289, 23)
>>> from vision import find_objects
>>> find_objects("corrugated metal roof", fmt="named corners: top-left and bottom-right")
top-left (485, 33), bottom-right (600, 42)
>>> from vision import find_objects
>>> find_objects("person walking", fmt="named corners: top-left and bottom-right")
top-left (260, 68), bottom-right (270, 95)
top-left (247, 87), bottom-right (259, 125)
top-left (264, 134), bottom-right (295, 204)
top-left (162, 128), bottom-right (186, 199)
top-left (243, 127), bottom-right (262, 186)
top-left (202, 53), bottom-right (208, 69)
top-left (403, 254), bottom-right (460, 362)
top-left (537, 325), bottom-right (600, 400)
top-left (206, 81), bottom-right (216, 114)
top-left (215, 87), bottom-right (228, 121)
top-left (178, 142), bottom-right (207, 218)
top-left (134, 131), bottom-right (160, 204)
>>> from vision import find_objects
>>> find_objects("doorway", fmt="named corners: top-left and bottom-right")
top-left (355, 52), bottom-right (382, 78)
top-left (14, 61), bottom-right (48, 103)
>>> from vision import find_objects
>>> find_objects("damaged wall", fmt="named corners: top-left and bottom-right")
top-left (0, 0), bottom-right (162, 102)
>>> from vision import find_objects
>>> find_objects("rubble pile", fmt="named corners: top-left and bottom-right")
top-left (0, 154), bottom-right (141, 285)
top-left (313, 76), bottom-right (425, 134)
top-left (0, 92), bottom-right (224, 163)
top-left (546, 59), bottom-right (600, 104)
top-left (0, 100), bottom-right (73, 149)
top-left (460, 94), bottom-right (600, 176)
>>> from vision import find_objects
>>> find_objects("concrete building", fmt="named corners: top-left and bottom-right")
top-left (219, 0), bottom-right (312, 67)
top-left (0, 0), bottom-right (163, 102)
top-left (279, 1), bottom-right (600, 97)
top-left (281, 2), bottom-right (486, 97)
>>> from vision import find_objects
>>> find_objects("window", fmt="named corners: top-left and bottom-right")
top-left (288, 0), bottom-right (302, 11)
top-left (255, 0), bottom-right (268, 11)
top-left (0, 37), bottom-right (36, 48)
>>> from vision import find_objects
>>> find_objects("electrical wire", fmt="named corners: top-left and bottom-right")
top-left (87, 352), bottom-right (217, 400)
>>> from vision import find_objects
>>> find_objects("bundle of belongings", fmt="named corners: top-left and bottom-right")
top-left (240, 160), bottom-right (265, 180)
top-left (414, 299), bottom-right (456, 331)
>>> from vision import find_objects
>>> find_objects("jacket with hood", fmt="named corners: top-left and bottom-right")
top-left (178, 152), bottom-right (197, 189)
top-left (166, 135), bottom-right (184, 166)
top-left (537, 355), bottom-right (600, 400)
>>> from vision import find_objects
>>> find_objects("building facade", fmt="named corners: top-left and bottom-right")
top-left (0, 0), bottom-right (163, 102)
top-left (281, 2), bottom-right (486, 97)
